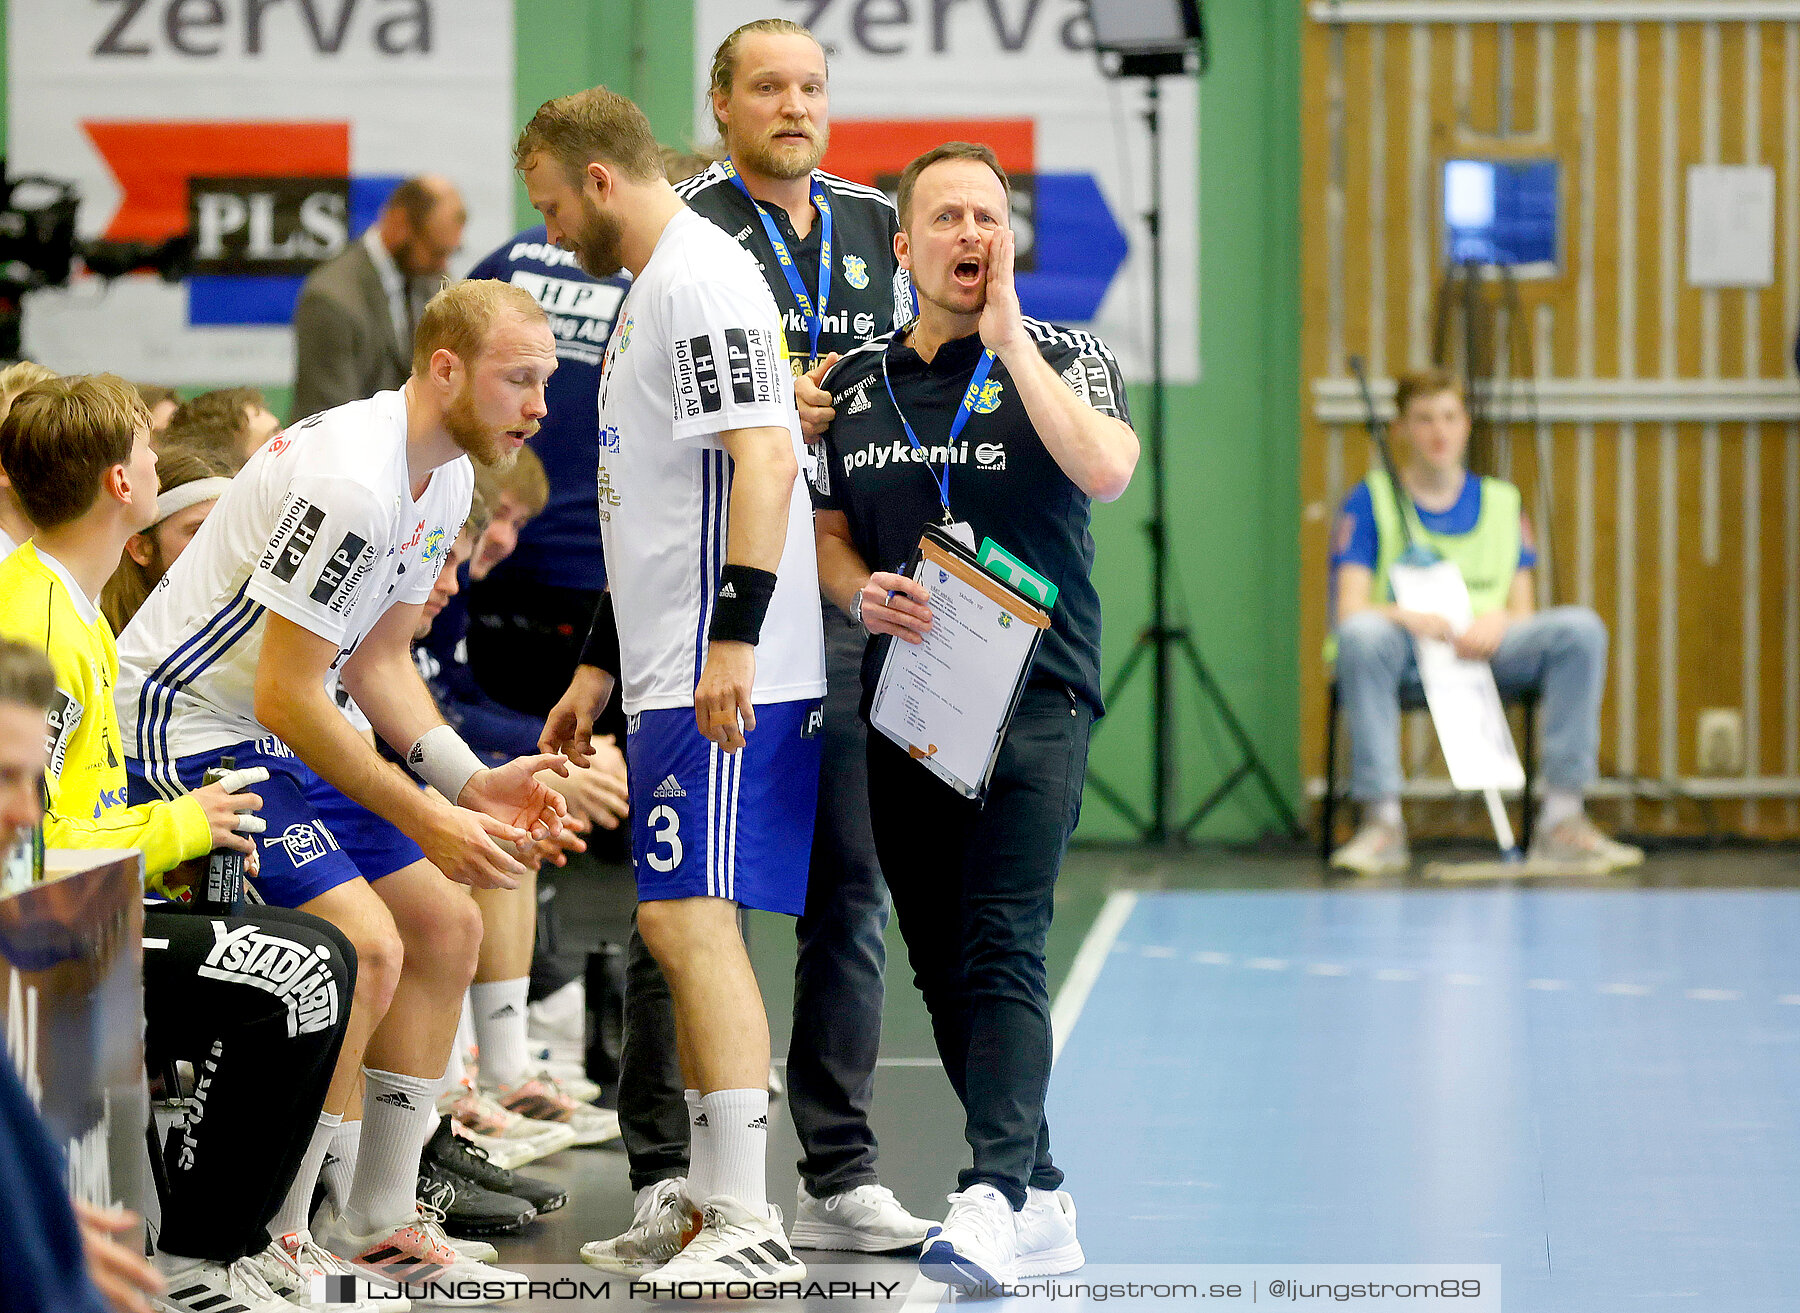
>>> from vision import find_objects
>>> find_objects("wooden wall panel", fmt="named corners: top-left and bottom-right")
top-left (1303, 4), bottom-right (1800, 837)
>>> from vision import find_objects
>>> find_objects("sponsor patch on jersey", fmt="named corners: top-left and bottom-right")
top-left (197, 918), bottom-right (343, 1037)
top-left (843, 253), bottom-right (870, 290)
top-left (310, 531), bottom-right (373, 610)
top-left (673, 334), bottom-right (723, 418)
top-left (45, 688), bottom-right (83, 777)
top-left (263, 499), bottom-right (326, 583)
top-left (1075, 355), bottom-right (1119, 417)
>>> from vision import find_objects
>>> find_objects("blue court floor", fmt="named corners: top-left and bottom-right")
top-left (1047, 889), bottom-right (1800, 1312)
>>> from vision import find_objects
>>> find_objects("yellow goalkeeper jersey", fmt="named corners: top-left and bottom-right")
top-left (0, 542), bottom-right (209, 884)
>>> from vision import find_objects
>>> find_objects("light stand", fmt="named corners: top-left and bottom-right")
top-left (1082, 6), bottom-right (1302, 843)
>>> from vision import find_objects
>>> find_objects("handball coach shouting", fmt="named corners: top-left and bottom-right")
top-left (808, 141), bottom-right (1139, 1293)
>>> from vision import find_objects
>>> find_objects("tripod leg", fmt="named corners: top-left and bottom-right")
top-left (1100, 631), bottom-right (1155, 709)
top-left (1174, 634), bottom-right (1304, 838)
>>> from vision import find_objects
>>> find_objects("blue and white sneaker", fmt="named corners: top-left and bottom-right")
top-left (919, 1184), bottom-right (1017, 1292)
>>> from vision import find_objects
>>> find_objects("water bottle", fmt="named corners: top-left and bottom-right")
top-left (193, 756), bottom-right (244, 914)
top-left (0, 819), bottom-right (43, 896)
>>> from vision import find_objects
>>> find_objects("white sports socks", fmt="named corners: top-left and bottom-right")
top-left (345, 1067), bottom-right (438, 1234)
top-left (684, 1088), bottom-right (711, 1203)
top-left (470, 978), bottom-right (531, 1091)
top-left (701, 1088), bottom-right (769, 1211)
top-left (320, 1117), bottom-right (362, 1218)
top-left (267, 1110), bottom-right (341, 1238)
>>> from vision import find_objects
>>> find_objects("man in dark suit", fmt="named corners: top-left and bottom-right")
top-left (289, 175), bottom-right (467, 422)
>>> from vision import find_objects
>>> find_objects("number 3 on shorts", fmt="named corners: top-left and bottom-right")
top-left (646, 804), bottom-right (684, 873)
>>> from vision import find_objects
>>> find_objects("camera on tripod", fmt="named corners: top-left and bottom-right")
top-left (0, 160), bottom-right (195, 360)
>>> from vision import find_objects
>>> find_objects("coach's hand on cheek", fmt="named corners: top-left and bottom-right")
top-left (978, 226), bottom-right (1026, 357)
top-left (696, 640), bottom-right (756, 753)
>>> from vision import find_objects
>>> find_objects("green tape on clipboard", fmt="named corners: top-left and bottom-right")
top-left (977, 538), bottom-right (1057, 610)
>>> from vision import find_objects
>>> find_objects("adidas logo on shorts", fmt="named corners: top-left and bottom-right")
top-left (653, 775), bottom-right (686, 799)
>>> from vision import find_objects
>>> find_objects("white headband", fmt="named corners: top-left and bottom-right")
top-left (152, 477), bottom-right (233, 526)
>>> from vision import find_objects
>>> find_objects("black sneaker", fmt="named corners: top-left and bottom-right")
top-left (416, 1156), bottom-right (536, 1237)
top-left (426, 1113), bottom-right (568, 1215)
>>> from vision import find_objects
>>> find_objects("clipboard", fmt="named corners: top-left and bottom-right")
top-left (868, 525), bottom-right (1052, 801)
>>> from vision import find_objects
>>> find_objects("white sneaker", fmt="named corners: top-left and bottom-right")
top-left (525, 980), bottom-right (584, 1047)
top-left (1528, 815), bottom-right (1645, 874)
top-left (918, 1184), bottom-right (1018, 1292)
top-left (580, 1177), bottom-right (699, 1274)
top-left (642, 1196), bottom-right (805, 1288)
top-left (1330, 821), bottom-right (1410, 875)
top-left (1015, 1188), bottom-right (1084, 1276)
top-left (490, 1073), bottom-right (621, 1146)
top-left (153, 1256), bottom-right (293, 1313)
top-left (790, 1182), bottom-right (935, 1252)
top-left (531, 1061), bottom-right (603, 1104)
top-left (248, 1231), bottom-right (402, 1311)
top-left (442, 1083), bottom-right (578, 1163)
top-left (317, 1203), bottom-right (526, 1306)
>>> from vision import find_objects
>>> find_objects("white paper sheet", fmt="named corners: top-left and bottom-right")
top-left (1388, 561), bottom-right (1527, 793)
top-left (1686, 164), bottom-right (1776, 289)
top-left (869, 537), bottom-right (1049, 798)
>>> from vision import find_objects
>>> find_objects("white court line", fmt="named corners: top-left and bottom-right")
top-left (1051, 890), bottom-right (1139, 1065)
top-left (905, 889), bottom-right (1139, 1311)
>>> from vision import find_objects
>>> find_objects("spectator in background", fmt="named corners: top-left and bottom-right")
top-left (0, 362), bottom-right (58, 557)
top-left (290, 175), bottom-right (467, 422)
top-left (0, 638), bottom-right (164, 1313)
top-left (1329, 369), bottom-right (1644, 876)
top-left (133, 382), bottom-right (178, 433)
top-left (100, 445), bottom-right (236, 633)
top-left (167, 387), bottom-right (280, 462)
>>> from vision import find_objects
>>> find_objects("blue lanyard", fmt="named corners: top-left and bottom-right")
top-left (721, 159), bottom-right (833, 366)
top-left (880, 340), bottom-right (997, 522)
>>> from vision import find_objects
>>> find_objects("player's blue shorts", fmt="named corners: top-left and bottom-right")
top-left (626, 698), bottom-right (823, 916)
top-left (126, 738), bottom-right (424, 909)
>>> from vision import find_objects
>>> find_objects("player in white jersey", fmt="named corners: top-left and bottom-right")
top-left (519, 87), bottom-right (823, 1288)
top-left (117, 280), bottom-right (567, 1305)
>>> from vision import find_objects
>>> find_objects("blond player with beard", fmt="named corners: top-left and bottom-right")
top-left (116, 280), bottom-right (569, 1308)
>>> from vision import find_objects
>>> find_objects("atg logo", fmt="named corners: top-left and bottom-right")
top-left (83, 120), bottom-right (404, 326)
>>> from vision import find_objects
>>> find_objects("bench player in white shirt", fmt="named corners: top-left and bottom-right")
top-left (519, 87), bottom-right (825, 1288)
top-left (117, 280), bottom-right (567, 1304)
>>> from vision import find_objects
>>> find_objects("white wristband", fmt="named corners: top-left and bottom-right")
top-left (407, 725), bottom-right (484, 803)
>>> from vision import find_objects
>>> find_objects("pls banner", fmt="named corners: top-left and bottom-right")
top-left (8, 1), bottom-right (515, 386)
top-left (694, 0), bottom-right (1199, 384)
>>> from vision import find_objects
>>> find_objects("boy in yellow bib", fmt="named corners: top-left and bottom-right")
top-left (1329, 369), bottom-right (1641, 875)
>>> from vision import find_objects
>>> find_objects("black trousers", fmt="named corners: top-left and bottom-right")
top-left (865, 684), bottom-right (1091, 1209)
top-left (616, 613), bottom-right (894, 1197)
top-left (143, 905), bottom-right (355, 1263)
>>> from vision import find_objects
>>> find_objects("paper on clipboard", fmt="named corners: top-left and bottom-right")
top-left (869, 530), bottom-right (1051, 799)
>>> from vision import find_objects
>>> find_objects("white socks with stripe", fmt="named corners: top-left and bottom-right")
top-left (345, 1067), bottom-right (438, 1235)
top-left (701, 1088), bottom-right (769, 1211)
top-left (267, 1110), bottom-right (340, 1238)
top-left (470, 978), bottom-right (531, 1091)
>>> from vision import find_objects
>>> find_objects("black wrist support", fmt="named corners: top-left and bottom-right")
top-left (707, 564), bottom-right (778, 646)
top-left (579, 591), bottom-right (621, 677)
